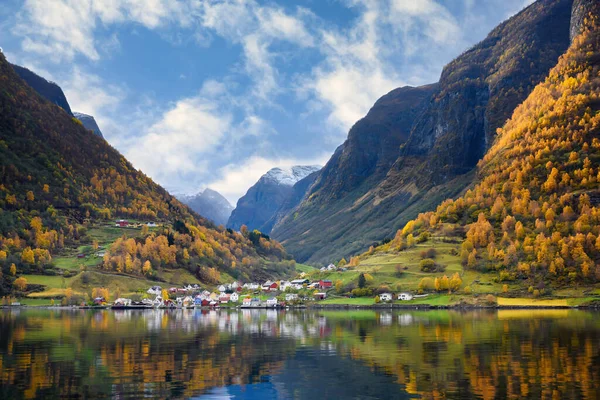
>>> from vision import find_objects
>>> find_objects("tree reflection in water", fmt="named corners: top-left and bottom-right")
top-left (0, 309), bottom-right (599, 399)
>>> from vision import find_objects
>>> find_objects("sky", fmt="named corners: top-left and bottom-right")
top-left (0, 0), bottom-right (534, 205)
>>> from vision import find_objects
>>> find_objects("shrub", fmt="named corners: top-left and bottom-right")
top-left (464, 286), bottom-right (472, 294)
top-left (395, 265), bottom-right (404, 277)
top-left (420, 258), bottom-right (436, 272)
top-left (418, 277), bottom-right (435, 292)
top-left (416, 232), bottom-right (430, 243)
top-left (420, 248), bottom-right (437, 259)
top-left (375, 285), bottom-right (390, 295)
top-left (351, 288), bottom-right (373, 297)
top-left (485, 294), bottom-right (496, 305)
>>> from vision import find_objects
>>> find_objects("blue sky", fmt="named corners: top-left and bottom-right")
top-left (0, 0), bottom-right (533, 204)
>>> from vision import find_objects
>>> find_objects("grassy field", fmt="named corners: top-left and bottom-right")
top-left (53, 255), bottom-right (100, 271)
top-left (23, 267), bottom-right (203, 300)
top-left (321, 297), bottom-right (375, 305)
top-left (312, 241), bottom-right (466, 293)
top-left (295, 263), bottom-right (317, 274)
top-left (18, 298), bottom-right (55, 306)
top-left (496, 297), bottom-right (569, 307)
top-left (22, 274), bottom-right (76, 287)
top-left (303, 236), bottom-right (600, 307)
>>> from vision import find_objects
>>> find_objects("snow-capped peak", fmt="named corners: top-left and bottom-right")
top-left (262, 165), bottom-right (321, 186)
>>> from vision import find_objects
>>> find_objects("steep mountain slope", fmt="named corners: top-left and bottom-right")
top-left (73, 112), bottom-right (104, 138)
top-left (264, 169), bottom-right (321, 234)
top-left (273, 0), bottom-right (574, 263)
top-left (0, 53), bottom-right (290, 295)
top-left (179, 188), bottom-right (233, 226)
top-left (11, 64), bottom-right (73, 115)
top-left (368, 1), bottom-right (600, 285)
top-left (228, 165), bottom-right (321, 233)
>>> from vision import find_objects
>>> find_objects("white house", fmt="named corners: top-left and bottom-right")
top-left (398, 293), bottom-right (414, 301)
top-left (230, 292), bottom-right (239, 302)
top-left (279, 281), bottom-right (292, 291)
top-left (231, 281), bottom-right (240, 290)
top-left (218, 285), bottom-right (227, 293)
top-left (147, 286), bottom-right (162, 295)
top-left (243, 283), bottom-right (259, 290)
top-left (266, 298), bottom-right (278, 307)
top-left (379, 293), bottom-right (393, 302)
top-left (147, 222), bottom-right (157, 227)
top-left (326, 263), bottom-right (337, 271)
top-left (285, 293), bottom-right (298, 302)
top-left (202, 290), bottom-right (211, 298)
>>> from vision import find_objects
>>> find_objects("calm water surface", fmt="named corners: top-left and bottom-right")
top-left (0, 308), bottom-right (599, 399)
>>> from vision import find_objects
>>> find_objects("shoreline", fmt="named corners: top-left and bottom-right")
top-left (2, 303), bottom-right (600, 310)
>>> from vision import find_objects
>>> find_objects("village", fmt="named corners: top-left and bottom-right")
top-left (91, 262), bottom-right (428, 310)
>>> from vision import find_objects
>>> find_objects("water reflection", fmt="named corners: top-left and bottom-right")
top-left (0, 309), bottom-right (599, 399)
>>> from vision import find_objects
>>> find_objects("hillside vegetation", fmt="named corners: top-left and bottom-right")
top-left (0, 53), bottom-right (292, 297)
top-left (350, 13), bottom-right (600, 297)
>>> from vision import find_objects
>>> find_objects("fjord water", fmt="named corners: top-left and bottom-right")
top-left (0, 309), bottom-right (599, 399)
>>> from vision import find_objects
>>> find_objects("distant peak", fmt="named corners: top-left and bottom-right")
top-left (262, 165), bottom-right (321, 186)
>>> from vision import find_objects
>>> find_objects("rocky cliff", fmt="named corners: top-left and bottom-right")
top-left (570, 0), bottom-right (600, 41)
top-left (272, 0), bottom-right (574, 263)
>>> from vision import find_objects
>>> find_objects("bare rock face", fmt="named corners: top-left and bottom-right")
top-left (571, 0), bottom-right (600, 41)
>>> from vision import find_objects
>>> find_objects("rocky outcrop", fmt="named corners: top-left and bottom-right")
top-left (73, 112), bottom-right (104, 138)
top-left (11, 64), bottom-right (72, 115)
top-left (571, 0), bottom-right (600, 41)
top-left (273, 0), bottom-right (574, 263)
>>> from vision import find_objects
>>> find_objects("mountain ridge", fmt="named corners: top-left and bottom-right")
top-left (273, 0), bottom-right (575, 264)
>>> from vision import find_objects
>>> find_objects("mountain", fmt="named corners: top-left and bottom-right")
top-left (227, 165), bottom-right (321, 233)
top-left (367, 0), bottom-right (600, 286)
top-left (10, 63), bottom-right (73, 115)
top-left (0, 52), bottom-right (291, 295)
top-left (272, 0), bottom-right (574, 263)
top-left (179, 188), bottom-right (233, 226)
top-left (73, 112), bottom-right (104, 138)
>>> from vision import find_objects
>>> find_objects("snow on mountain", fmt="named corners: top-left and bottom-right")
top-left (73, 112), bottom-right (104, 138)
top-left (262, 165), bottom-right (322, 186)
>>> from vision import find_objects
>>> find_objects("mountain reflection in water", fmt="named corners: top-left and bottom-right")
top-left (0, 309), bottom-right (599, 399)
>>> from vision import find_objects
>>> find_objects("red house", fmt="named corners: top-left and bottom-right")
top-left (116, 219), bottom-right (129, 227)
top-left (319, 280), bottom-right (333, 289)
top-left (201, 299), bottom-right (210, 307)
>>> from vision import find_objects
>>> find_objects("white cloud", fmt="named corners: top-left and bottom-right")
top-left (195, 0), bottom-right (314, 100)
top-left (62, 67), bottom-right (123, 117)
top-left (126, 96), bottom-right (232, 184)
top-left (298, 0), bottom-right (464, 135)
top-left (14, 0), bottom-right (193, 62)
top-left (208, 154), bottom-right (330, 205)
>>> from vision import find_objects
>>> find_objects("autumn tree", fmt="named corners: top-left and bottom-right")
top-left (14, 277), bottom-right (27, 291)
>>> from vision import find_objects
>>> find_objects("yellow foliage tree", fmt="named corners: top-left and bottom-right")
top-left (14, 277), bottom-right (27, 291)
